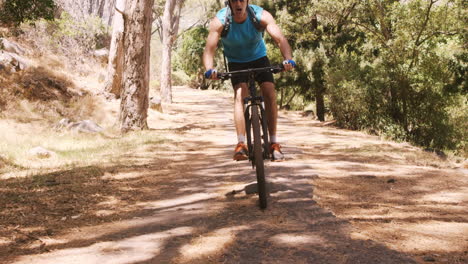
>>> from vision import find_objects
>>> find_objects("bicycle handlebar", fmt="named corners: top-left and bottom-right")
top-left (217, 64), bottom-right (284, 81)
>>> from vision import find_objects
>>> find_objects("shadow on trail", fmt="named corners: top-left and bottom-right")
top-left (3, 135), bottom-right (416, 264)
top-left (277, 114), bottom-right (467, 264)
top-left (1, 86), bottom-right (425, 263)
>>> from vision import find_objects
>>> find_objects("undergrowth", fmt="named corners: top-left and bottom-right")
top-left (0, 127), bottom-right (169, 178)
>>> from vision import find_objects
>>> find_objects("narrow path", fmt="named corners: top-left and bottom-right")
top-left (9, 86), bottom-right (466, 264)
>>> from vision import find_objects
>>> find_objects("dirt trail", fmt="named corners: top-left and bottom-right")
top-left (3, 86), bottom-right (467, 264)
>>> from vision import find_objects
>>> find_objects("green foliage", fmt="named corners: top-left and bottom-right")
top-left (174, 26), bottom-right (208, 88)
top-left (174, 24), bottom-right (225, 90)
top-left (267, 0), bottom-right (467, 155)
top-left (177, 26), bottom-right (208, 78)
top-left (20, 12), bottom-right (110, 55)
top-left (171, 70), bottom-right (190, 86)
top-left (0, 0), bottom-right (55, 25)
top-left (54, 12), bottom-right (110, 51)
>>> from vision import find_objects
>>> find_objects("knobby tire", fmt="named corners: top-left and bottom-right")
top-left (251, 105), bottom-right (267, 209)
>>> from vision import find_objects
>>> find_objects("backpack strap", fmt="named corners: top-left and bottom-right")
top-left (221, 4), bottom-right (264, 38)
top-left (221, 1), bottom-right (231, 38)
top-left (247, 5), bottom-right (265, 32)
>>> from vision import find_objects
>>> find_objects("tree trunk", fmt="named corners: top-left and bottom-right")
top-left (312, 59), bottom-right (326, 122)
top-left (104, 0), bottom-right (125, 98)
top-left (119, 0), bottom-right (154, 132)
top-left (160, 0), bottom-right (184, 104)
top-left (316, 92), bottom-right (325, 122)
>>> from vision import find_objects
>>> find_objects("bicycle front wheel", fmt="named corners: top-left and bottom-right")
top-left (251, 105), bottom-right (267, 209)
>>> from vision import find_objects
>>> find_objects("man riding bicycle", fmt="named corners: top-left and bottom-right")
top-left (203, 0), bottom-right (295, 162)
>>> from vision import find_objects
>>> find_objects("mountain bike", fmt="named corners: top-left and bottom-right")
top-left (218, 65), bottom-right (284, 209)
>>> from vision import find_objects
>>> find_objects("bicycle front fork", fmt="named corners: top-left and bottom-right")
top-left (244, 98), bottom-right (271, 166)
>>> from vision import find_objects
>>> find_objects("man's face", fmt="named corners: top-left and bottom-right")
top-left (230, 0), bottom-right (248, 17)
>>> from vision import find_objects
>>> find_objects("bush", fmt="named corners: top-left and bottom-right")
top-left (0, 0), bottom-right (55, 25)
top-left (171, 70), bottom-right (190, 86)
top-left (19, 12), bottom-right (110, 56)
top-left (55, 12), bottom-right (110, 51)
top-left (175, 25), bottom-right (225, 89)
top-left (175, 26), bottom-right (208, 88)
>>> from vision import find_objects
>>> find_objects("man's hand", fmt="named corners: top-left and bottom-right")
top-left (204, 69), bottom-right (218, 80)
top-left (282, 59), bottom-right (296, 71)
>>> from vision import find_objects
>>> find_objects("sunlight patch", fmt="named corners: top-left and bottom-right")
top-left (102, 171), bottom-right (152, 180)
top-left (94, 209), bottom-right (115, 217)
top-left (420, 189), bottom-right (468, 204)
top-left (13, 227), bottom-right (194, 264)
top-left (356, 221), bottom-right (468, 253)
top-left (97, 195), bottom-right (120, 206)
top-left (137, 193), bottom-right (218, 209)
top-left (0, 238), bottom-right (12, 246)
top-left (270, 233), bottom-right (327, 247)
top-left (397, 222), bottom-right (468, 252)
top-left (178, 225), bottom-right (248, 262)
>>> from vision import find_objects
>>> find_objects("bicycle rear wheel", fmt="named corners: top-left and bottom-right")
top-left (251, 105), bottom-right (267, 209)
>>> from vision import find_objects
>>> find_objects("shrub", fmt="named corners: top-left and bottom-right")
top-left (0, 0), bottom-right (55, 25)
top-left (175, 25), bottom-right (225, 89)
top-left (20, 12), bottom-right (110, 56)
top-left (175, 26), bottom-right (208, 88)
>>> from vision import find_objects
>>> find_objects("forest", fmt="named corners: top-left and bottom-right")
top-left (1, 0), bottom-right (466, 155)
top-left (177, 0), bottom-right (467, 156)
top-left (0, 1), bottom-right (467, 263)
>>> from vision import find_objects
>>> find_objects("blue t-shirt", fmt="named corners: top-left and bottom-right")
top-left (216, 5), bottom-right (267, 63)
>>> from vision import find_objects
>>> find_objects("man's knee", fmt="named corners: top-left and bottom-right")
top-left (234, 84), bottom-right (247, 102)
top-left (260, 82), bottom-right (276, 101)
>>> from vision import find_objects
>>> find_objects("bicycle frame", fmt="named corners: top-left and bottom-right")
top-left (243, 71), bottom-right (270, 167)
top-left (218, 65), bottom-right (283, 167)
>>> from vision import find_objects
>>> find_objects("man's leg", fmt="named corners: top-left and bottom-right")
top-left (260, 82), bottom-right (278, 140)
top-left (260, 81), bottom-right (284, 161)
top-left (233, 82), bottom-right (249, 160)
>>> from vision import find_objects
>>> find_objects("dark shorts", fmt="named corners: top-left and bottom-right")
top-left (228, 56), bottom-right (275, 87)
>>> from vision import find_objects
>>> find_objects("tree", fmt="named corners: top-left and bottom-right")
top-left (177, 26), bottom-right (210, 89)
top-left (104, 0), bottom-right (125, 98)
top-left (266, 0), bottom-right (359, 121)
top-left (160, 0), bottom-right (184, 103)
top-left (264, 0), bottom-right (466, 154)
top-left (119, 0), bottom-right (155, 132)
top-left (0, 0), bottom-right (56, 25)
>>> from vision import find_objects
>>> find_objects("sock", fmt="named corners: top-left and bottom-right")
top-left (270, 135), bottom-right (277, 143)
top-left (238, 134), bottom-right (246, 143)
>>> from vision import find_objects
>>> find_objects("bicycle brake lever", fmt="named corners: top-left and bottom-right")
top-left (271, 66), bottom-right (284, 74)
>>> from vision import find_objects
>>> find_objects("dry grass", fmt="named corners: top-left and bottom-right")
top-left (0, 121), bottom-right (168, 178)
top-left (0, 61), bottom-right (100, 119)
top-left (0, 33), bottom-right (149, 179)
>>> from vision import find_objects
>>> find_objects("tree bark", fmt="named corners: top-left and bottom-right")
top-left (312, 58), bottom-right (326, 122)
top-left (104, 0), bottom-right (125, 98)
top-left (160, 0), bottom-right (184, 104)
top-left (316, 92), bottom-right (325, 122)
top-left (119, 0), bottom-right (154, 132)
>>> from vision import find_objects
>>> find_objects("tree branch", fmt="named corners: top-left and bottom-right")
top-left (408, 0), bottom-right (437, 71)
top-left (352, 21), bottom-right (390, 49)
top-left (285, 87), bottom-right (300, 107)
top-left (337, 2), bottom-right (357, 32)
top-left (176, 18), bottom-right (205, 38)
top-left (115, 7), bottom-right (125, 17)
top-left (415, 0), bottom-right (437, 47)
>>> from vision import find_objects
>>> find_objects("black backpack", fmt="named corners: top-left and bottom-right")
top-left (221, 2), bottom-right (265, 38)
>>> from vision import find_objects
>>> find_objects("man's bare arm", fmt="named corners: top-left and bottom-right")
top-left (261, 10), bottom-right (293, 67)
top-left (203, 17), bottom-right (223, 72)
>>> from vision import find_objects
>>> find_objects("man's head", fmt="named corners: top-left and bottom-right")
top-left (229, 0), bottom-right (248, 19)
